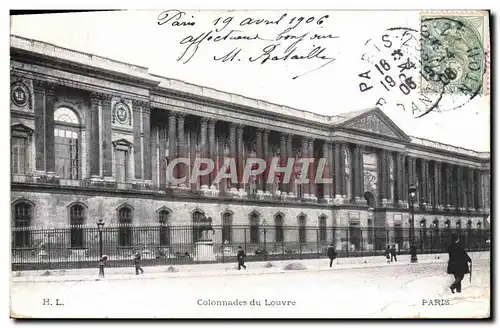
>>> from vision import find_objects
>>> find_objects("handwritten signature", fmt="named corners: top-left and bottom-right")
top-left (158, 10), bottom-right (339, 79)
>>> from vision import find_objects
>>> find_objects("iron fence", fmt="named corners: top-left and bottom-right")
top-left (11, 225), bottom-right (490, 271)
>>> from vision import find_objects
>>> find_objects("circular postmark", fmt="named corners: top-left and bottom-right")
top-left (357, 16), bottom-right (486, 119)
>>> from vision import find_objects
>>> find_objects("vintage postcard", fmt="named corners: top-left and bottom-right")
top-left (8, 9), bottom-right (491, 319)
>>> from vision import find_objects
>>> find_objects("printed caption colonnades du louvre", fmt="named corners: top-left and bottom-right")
top-left (9, 10), bottom-right (491, 319)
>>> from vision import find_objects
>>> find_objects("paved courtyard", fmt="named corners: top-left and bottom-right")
top-left (11, 252), bottom-right (490, 319)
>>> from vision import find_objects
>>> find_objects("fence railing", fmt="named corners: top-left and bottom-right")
top-left (11, 225), bottom-right (490, 271)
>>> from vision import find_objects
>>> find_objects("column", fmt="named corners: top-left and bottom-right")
top-left (445, 163), bottom-right (452, 208)
top-left (101, 95), bottom-right (113, 177)
top-left (328, 142), bottom-right (334, 199)
top-left (200, 117), bottom-right (209, 189)
top-left (379, 150), bottom-right (388, 202)
top-left (263, 129), bottom-right (270, 194)
top-left (301, 137), bottom-right (310, 198)
top-left (334, 143), bottom-right (341, 198)
top-left (322, 141), bottom-right (331, 199)
top-left (208, 120), bottom-right (216, 188)
top-left (142, 104), bottom-right (152, 181)
top-left (132, 102), bottom-right (142, 180)
top-left (467, 167), bottom-right (474, 210)
top-left (236, 124), bottom-right (244, 192)
top-left (308, 138), bottom-right (316, 199)
top-left (419, 159), bottom-right (427, 205)
top-left (167, 113), bottom-right (177, 187)
top-left (475, 169), bottom-right (483, 210)
top-left (461, 166), bottom-right (468, 209)
top-left (45, 83), bottom-right (57, 174)
top-left (400, 155), bottom-right (408, 203)
top-left (395, 153), bottom-right (403, 205)
top-left (159, 125), bottom-right (166, 188)
top-left (279, 134), bottom-right (287, 194)
top-left (151, 125), bottom-right (158, 186)
top-left (340, 143), bottom-right (347, 197)
top-left (229, 123), bottom-right (237, 191)
top-left (432, 162), bottom-right (439, 208)
top-left (33, 80), bottom-right (46, 172)
top-left (255, 129), bottom-right (264, 192)
top-left (358, 146), bottom-right (365, 199)
top-left (177, 114), bottom-right (187, 188)
top-left (426, 161), bottom-right (432, 206)
top-left (455, 165), bottom-right (462, 209)
top-left (385, 152), bottom-right (392, 203)
top-left (89, 93), bottom-right (101, 177)
top-left (286, 134), bottom-right (294, 195)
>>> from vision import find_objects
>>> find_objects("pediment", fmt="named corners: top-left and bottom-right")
top-left (340, 108), bottom-right (410, 141)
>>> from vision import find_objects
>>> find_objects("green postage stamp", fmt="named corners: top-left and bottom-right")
top-left (420, 12), bottom-right (489, 96)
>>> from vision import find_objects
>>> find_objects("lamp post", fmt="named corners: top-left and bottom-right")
top-left (97, 218), bottom-right (105, 258)
top-left (408, 185), bottom-right (418, 263)
top-left (262, 219), bottom-right (267, 261)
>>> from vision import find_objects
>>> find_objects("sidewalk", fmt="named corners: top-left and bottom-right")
top-left (12, 251), bottom-right (489, 283)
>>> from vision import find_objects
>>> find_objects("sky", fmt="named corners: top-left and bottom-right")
top-left (9, 10), bottom-right (491, 151)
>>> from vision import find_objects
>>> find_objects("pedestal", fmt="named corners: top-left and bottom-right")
top-left (194, 240), bottom-right (216, 262)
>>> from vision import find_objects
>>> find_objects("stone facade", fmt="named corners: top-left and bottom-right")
top-left (10, 36), bottom-right (490, 249)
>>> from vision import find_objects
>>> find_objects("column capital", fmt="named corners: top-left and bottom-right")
top-left (208, 118), bottom-right (217, 125)
top-left (176, 112), bottom-right (187, 119)
top-left (307, 137), bottom-right (315, 144)
top-left (256, 128), bottom-right (264, 135)
top-left (200, 116), bottom-right (209, 125)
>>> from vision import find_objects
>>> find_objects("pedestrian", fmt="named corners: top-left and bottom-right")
top-left (384, 246), bottom-right (391, 263)
top-left (327, 243), bottom-right (337, 267)
top-left (237, 246), bottom-right (247, 270)
top-left (390, 245), bottom-right (397, 262)
top-left (447, 233), bottom-right (472, 294)
top-left (98, 255), bottom-right (108, 278)
top-left (134, 249), bottom-right (144, 275)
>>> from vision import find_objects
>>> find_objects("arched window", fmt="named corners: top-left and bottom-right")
top-left (250, 212), bottom-right (260, 244)
top-left (12, 201), bottom-right (33, 247)
top-left (192, 210), bottom-right (204, 243)
top-left (222, 212), bottom-right (233, 243)
top-left (118, 206), bottom-right (133, 247)
top-left (54, 107), bottom-right (80, 180)
top-left (298, 215), bottom-right (306, 244)
top-left (158, 209), bottom-right (171, 247)
top-left (69, 203), bottom-right (85, 248)
top-left (319, 216), bottom-right (327, 243)
top-left (275, 213), bottom-right (284, 243)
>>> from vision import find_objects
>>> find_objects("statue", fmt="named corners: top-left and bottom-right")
top-left (199, 216), bottom-right (215, 241)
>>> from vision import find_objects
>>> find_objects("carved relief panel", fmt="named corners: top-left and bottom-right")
top-left (11, 77), bottom-right (34, 112)
top-left (111, 98), bottom-right (133, 128)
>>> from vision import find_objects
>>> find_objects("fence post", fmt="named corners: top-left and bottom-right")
top-left (316, 229), bottom-right (320, 259)
top-left (244, 228), bottom-right (247, 254)
top-left (346, 229), bottom-right (349, 258)
top-left (47, 232), bottom-right (51, 271)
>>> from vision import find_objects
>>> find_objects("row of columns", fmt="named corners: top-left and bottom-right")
top-left (27, 82), bottom-right (489, 211)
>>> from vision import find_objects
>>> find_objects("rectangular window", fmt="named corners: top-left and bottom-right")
top-left (319, 221), bottom-right (327, 242)
top-left (11, 137), bottom-right (27, 174)
top-left (55, 130), bottom-right (79, 179)
top-left (116, 150), bottom-right (128, 183)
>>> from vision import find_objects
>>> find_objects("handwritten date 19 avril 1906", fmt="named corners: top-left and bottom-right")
top-left (158, 10), bottom-right (339, 77)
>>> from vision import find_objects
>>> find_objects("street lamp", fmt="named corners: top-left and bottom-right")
top-left (97, 218), bottom-right (105, 258)
top-left (262, 219), bottom-right (267, 261)
top-left (408, 185), bottom-right (418, 263)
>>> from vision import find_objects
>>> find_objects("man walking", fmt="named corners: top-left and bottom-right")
top-left (447, 233), bottom-right (472, 293)
top-left (327, 243), bottom-right (337, 267)
top-left (134, 249), bottom-right (144, 275)
top-left (237, 246), bottom-right (247, 270)
top-left (390, 245), bottom-right (397, 262)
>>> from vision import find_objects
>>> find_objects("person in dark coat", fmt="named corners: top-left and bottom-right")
top-left (98, 255), bottom-right (108, 278)
top-left (237, 246), bottom-right (247, 270)
top-left (134, 249), bottom-right (144, 275)
top-left (447, 233), bottom-right (472, 293)
top-left (384, 246), bottom-right (391, 263)
top-left (390, 245), bottom-right (397, 262)
top-left (327, 243), bottom-right (337, 267)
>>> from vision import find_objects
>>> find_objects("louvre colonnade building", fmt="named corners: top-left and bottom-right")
top-left (10, 35), bottom-right (490, 252)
